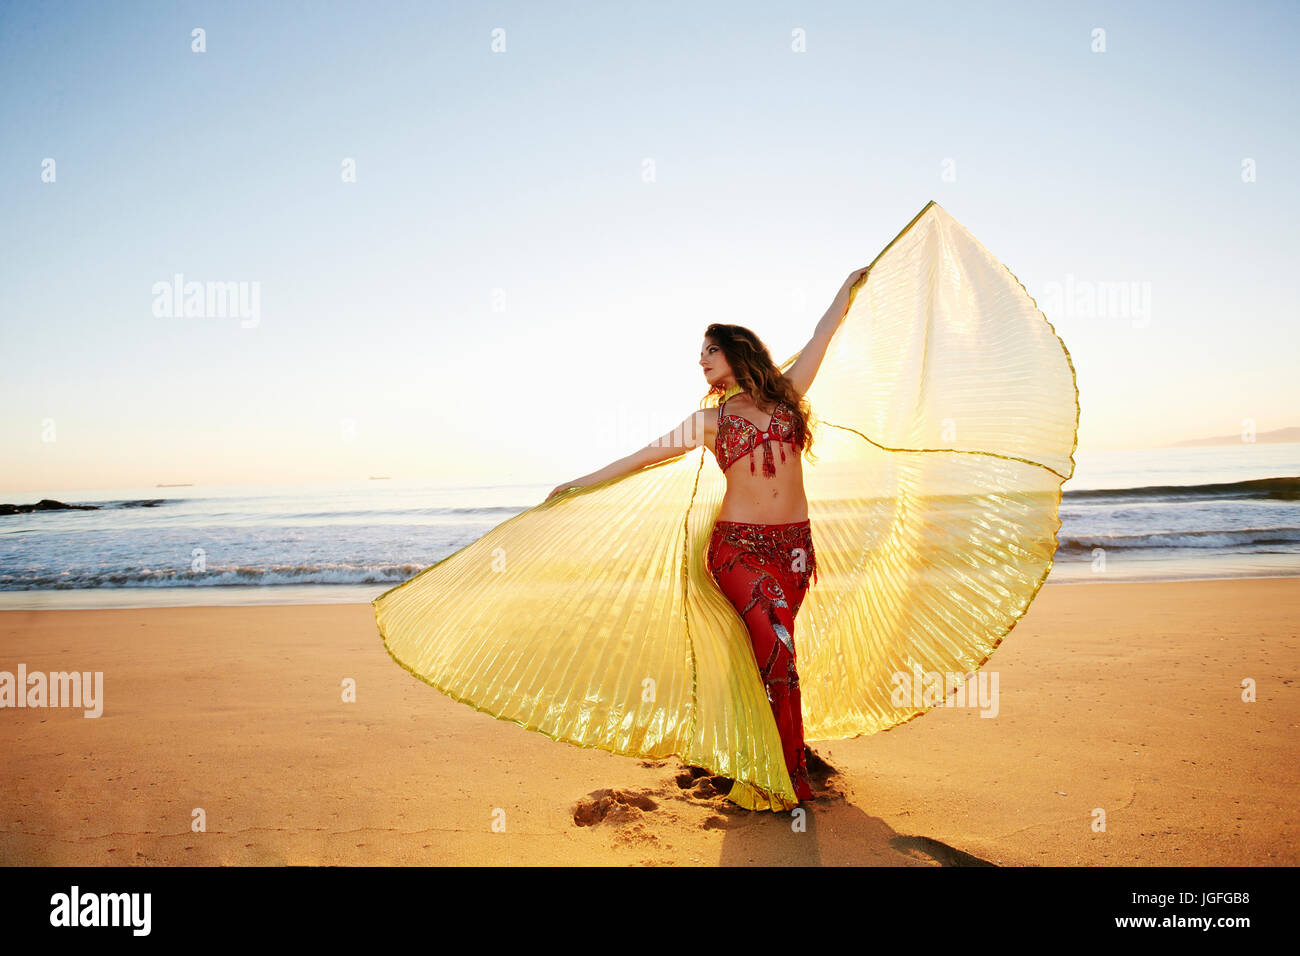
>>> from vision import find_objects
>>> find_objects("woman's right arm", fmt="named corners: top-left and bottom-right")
top-left (545, 409), bottom-right (712, 502)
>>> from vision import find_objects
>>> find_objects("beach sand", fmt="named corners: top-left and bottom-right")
top-left (1, 577), bottom-right (1296, 866)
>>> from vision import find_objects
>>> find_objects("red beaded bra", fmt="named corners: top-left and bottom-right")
top-left (715, 394), bottom-right (803, 477)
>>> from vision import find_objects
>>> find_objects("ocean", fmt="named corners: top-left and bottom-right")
top-left (2, 442), bottom-right (1297, 609)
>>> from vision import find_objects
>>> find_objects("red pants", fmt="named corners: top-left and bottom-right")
top-left (707, 519), bottom-right (819, 802)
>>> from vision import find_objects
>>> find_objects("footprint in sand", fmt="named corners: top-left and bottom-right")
top-left (572, 788), bottom-right (660, 827)
top-left (576, 748), bottom-right (843, 837)
top-left (678, 747), bottom-right (840, 801)
top-left (805, 747), bottom-right (840, 790)
top-left (675, 764), bottom-right (736, 799)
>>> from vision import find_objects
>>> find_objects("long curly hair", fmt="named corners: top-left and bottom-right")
top-left (701, 323), bottom-right (818, 464)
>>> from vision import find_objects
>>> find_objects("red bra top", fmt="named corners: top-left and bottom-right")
top-left (715, 395), bottom-right (803, 477)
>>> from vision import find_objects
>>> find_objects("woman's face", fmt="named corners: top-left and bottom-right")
top-left (700, 338), bottom-right (732, 389)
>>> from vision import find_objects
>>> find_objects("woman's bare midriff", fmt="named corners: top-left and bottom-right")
top-left (706, 410), bottom-right (810, 524)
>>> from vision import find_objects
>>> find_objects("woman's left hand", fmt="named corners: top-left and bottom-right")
top-left (545, 481), bottom-right (582, 503)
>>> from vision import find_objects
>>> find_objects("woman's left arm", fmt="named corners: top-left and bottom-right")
top-left (784, 266), bottom-right (869, 398)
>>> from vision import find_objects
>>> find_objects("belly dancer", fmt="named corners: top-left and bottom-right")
top-left (547, 266), bottom-right (867, 808)
top-left (699, 326), bottom-right (824, 803)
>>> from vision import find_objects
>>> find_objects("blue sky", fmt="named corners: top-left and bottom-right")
top-left (2, 0), bottom-right (1297, 493)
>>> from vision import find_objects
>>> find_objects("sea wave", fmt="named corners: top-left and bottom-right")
top-left (0, 563), bottom-right (430, 590)
top-left (1057, 527), bottom-right (1300, 554)
top-left (1064, 476), bottom-right (1300, 503)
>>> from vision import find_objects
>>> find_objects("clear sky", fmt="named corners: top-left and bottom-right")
top-left (2, 0), bottom-right (1297, 495)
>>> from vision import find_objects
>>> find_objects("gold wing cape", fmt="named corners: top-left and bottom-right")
top-left (373, 200), bottom-right (1079, 812)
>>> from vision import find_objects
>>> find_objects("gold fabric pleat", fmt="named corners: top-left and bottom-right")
top-left (373, 200), bottom-right (1079, 812)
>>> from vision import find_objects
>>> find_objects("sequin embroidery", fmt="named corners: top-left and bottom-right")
top-left (707, 520), bottom-right (819, 596)
top-left (715, 396), bottom-right (803, 477)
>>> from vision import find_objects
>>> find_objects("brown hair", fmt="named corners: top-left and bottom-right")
top-left (701, 323), bottom-right (818, 463)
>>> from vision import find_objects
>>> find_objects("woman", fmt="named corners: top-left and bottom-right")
top-left (544, 268), bottom-right (868, 804)
top-left (374, 201), bottom-right (1079, 816)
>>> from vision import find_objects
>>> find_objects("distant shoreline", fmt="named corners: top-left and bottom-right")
top-left (1168, 426), bottom-right (1300, 447)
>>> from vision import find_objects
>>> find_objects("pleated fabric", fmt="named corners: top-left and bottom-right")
top-left (373, 200), bottom-right (1079, 812)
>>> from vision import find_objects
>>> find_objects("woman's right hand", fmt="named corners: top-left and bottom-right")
top-left (842, 265), bottom-right (870, 291)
